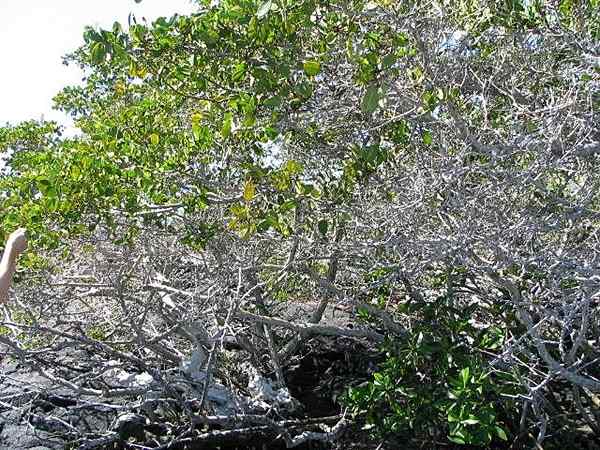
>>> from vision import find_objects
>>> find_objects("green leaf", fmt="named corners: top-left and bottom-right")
top-left (294, 81), bottom-right (313, 99)
top-left (422, 130), bottom-right (432, 146)
top-left (90, 42), bottom-right (106, 64)
top-left (448, 435), bottom-right (466, 445)
top-left (303, 60), bottom-right (321, 77)
top-left (460, 367), bottom-right (470, 386)
top-left (495, 426), bottom-right (508, 440)
top-left (284, 159), bottom-right (303, 175)
top-left (243, 179), bottom-right (255, 202)
top-left (83, 26), bottom-right (101, 44)
top-left (221, 113), bottom-right (233, 138)
top-left (382, 53), bottom-right (397, 68)
top-left (192, 123), bottom-right (202, 141)
top-left (192, 112), bottom-right (203, 141)
top-left (361, 85), bottom-right (380, 114)
top-left (232, 62), bottom-right (247, 82)
top-left (279, 199), bottom-right (296, 212)
top-left (257, 0), bottom-right (273, 19)
top-left (318, 219), bottom-right (328, 235)
top-left (462, 419), bottom-right (480, 425)
top-left (263, 95), bottom-right (282, 108)
top-left (36, 177), bottom-right (52, 195)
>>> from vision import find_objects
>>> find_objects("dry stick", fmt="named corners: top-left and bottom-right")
top-left (158, 296), bottom-right (210, 351)
top-left (151, 425), bottom-right (278, 450)
top-left (1, 396), bottom-right (79, 438)
top-left (12, 322), bottom-right (148, 368)
top-left (0, 339), bottom-right (148, 403)
top-left (312, 271), bottom-right (406, 335)
top-left (200, 267), bottom-right (243, 411)
top-left (198, 340), bottom-right (218, 411)
top-left (281, 414), bottom-right (348, 448)
top-left (310, 225), bottom-right (344, 325)
top-left (241, 235), bottom-right (302, 368)
top-left (152, 414), bottom-right (344, 450)
top-left (190, 413), bottom-right (343, 428)
top-left (489, 273), bottom-right (600, 392)
top-left (573, 386), bottom-right (600, 434)
top-left (581, 388), bottom-right (600, 429)
top-left (97, 280), bottom-right (196, 450)
top-left (263, 322), bottom-right (285, 387)
top-left (249, 215), bottom-right (303, 382)
top-left (0, 322), bottom-right (165, 400)
top-left (115, 266), bottom-right (172, 366)
top-left (280, 235), bottom-right (342, 361)
top-left (245, 267), bottom-right (287, 388)
top-left (278, 267), bottom-right (406, 360)
top-left (238, 310), bottom-right (384, 342)
top-left (567, 299), bottom-right (591, 365)
top-left (0, 334), bottom-right (29, 363)
top-left (565, 299), bottom-right (600, 432)
top-left (76, 432), bottom-right (120, 450)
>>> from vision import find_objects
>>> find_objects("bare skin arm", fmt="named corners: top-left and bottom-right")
top-left (0, 228), bottom-right (28, 304)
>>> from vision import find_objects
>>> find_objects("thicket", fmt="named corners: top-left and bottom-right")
top-left (0, 0), bottom-right (599, 448)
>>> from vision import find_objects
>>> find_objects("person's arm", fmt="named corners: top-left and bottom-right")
top-left (0, 228), bottom-right (27, 303)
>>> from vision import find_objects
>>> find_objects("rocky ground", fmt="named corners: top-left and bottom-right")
top-left (0, 356), bottom-right (78, 449)
top-left (0, 343), bottom-right (374, 450)
top-left (0, 302), bottom-right (380, 450)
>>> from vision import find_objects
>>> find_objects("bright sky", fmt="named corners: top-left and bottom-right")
top-left (0, 0), bottom-right (196, 126)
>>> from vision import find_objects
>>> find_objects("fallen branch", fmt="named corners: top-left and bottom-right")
top-left (235, 310), bottom-right (384, 342)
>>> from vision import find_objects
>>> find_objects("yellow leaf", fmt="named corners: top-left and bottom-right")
top-left (114, 80), bottom-right (126, 96)
top-left (191, 112), bottom-right (203, 124)
top-left (149, 133), bottom-right (159, 146)
top-left (136, 66), bottom-right (148, 79)
top-left (243, 179), bottom-right (255, 202)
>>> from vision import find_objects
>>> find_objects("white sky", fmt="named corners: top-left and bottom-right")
top-left (0, 0), bottom-right (195, 126)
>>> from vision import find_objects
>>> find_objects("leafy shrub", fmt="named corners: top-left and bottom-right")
top-left (344, 285), bottom-right (519, 446)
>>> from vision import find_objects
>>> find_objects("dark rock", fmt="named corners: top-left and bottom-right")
top-left (112, 412), bottom-right (147, 441)
top-left (0, 408), bottom-right (63, 450)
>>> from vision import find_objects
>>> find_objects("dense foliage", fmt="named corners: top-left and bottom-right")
top-left (1, 0), bottom-right (599, 448)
